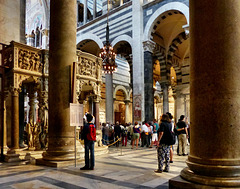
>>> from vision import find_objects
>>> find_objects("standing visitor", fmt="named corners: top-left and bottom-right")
top-left (149, 119), bottom-right (159, 148)
top-left (114, 121), bottom-right (122, 147)
top-left (102, 123), bottom-right (109, 145)
top-left (141, 121), bottom-right (148, 147)
top-left (132, 122), bottom-right (141, 149)
top-left (155, 114), bottom-right (172, 173)
top-left (80, 113), bottom-right (96, 170)
top-left (176, 115), bottom-right (188, 156)
top-left (166, 112), bottom-right (175, 163)
top-left (121, 124), bottom-right (128, 146)
top-left (128, 123), bottom-right (134, 145)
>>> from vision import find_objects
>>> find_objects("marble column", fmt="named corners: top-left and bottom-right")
top-left (4, 88), bottom-right (21, 162)
top-left (26, 34), bottom-right (35, 47)
top-left (41, 29), bottom-right (49, 49)
top-left (161, 83), bottom-right (169, 114)
top-left (19, 89), bottom-right (25, 147)
top-left (120, 0), bottom-right (123, 6)
top-left (84, 0), bottom-right (87, 24)
top-left (105, 73), bottom-right (114, 124)
top-left (3, 93), bottom-right (9, 152)
top-left (93, 0), bottom-right (96, 19)
top-left (94, 96), bottom-right (100, 130)
top-left (132, 0), bottom-right (144, 122)
top-left (11, 88), bottom-right (20, 149)
top-left (170, 0), bottom-right (240, 188)
top-left (174, 90), bottom-right (185, 121)
top-left (143, 40), bottom-right (155, 122)
top-left (124, 100), bottom-right (130, 123)
top-left (43, 0), bottom-right (76, 161)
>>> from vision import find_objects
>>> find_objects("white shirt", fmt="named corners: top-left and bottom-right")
top-left (141, 124), bottom-right (148, 133)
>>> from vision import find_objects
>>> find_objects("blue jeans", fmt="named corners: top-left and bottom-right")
top-left (84, 140), bottom-right (95, 168)
top-left (102, 134), bottom-right (108, 145)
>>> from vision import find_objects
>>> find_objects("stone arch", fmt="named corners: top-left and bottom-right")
top-left (76, 33), bottom-right (103, 49)
top-left (167, 32), bottom-right (189, 67)
top-left (112, 37), bottom-right (133, 84)
top-left (113, 85), bottom-right (129, 100)
top-left (154, 92), bottom-right (161, 103)
top-left (111, 35), bottom-right (133, 48)
top-left (143, 2), bottom-right (189, 41)
top-left (129, 89), bottom-right (132, 99)
top-left (42, 0), bottom-right (49, 29)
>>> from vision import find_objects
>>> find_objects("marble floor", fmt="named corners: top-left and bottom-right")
top-left (0, 144), bottom-right (188, 189)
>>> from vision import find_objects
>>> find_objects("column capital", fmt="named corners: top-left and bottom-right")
top-left (124, 100), bottom-right (131, 105)
top-left (143, 40), bottom-right (156, 53)
top-left (93, 95), bottom-right (101, 103)
top-left (10, 87), bottom-right (21, 96)
top-left (160, 81), bottom-right (170, 89)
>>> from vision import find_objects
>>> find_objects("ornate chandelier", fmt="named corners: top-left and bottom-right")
top-left (99, 2), bottom-right (117, 74)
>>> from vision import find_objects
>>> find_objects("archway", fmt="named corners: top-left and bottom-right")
top-left (144, 5), bottom-right (189, 118)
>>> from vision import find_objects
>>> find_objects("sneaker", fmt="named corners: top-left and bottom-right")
top-left (182, 154), bottom-right (188, 156)
top-left (163, 169), bottom-right (169, 172)
top-left (154, 170), bottom-right (163, 173)
top-left (80, 166), bottom-right (89, 170)
top-left (170, 161), bottom-right (173, 163)
top-left (89, 167), bottom-right (94, 170)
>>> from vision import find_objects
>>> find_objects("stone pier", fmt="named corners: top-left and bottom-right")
top-left (170, 0), bottom-right (240, 188)
top-left (41, 0), bottom-right (77, 162)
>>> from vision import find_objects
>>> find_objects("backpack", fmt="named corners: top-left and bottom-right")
top-left (166, 130), bottom-right (176, 145)
top-left (86, 124), bottom-right (96, 141)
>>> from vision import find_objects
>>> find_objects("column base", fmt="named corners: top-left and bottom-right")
top-left (169, 168), bottom-right (240, 188)
top-left (4, 149), bottom-right (21, 162)
top-left (36, 158), bottom-right (82, 168)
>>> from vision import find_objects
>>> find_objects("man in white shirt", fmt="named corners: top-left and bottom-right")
top-left (141, 121), bottom-right (149, 147)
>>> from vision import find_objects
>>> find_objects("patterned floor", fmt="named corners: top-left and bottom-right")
top-left (0, 145), bottom-right (188, 189)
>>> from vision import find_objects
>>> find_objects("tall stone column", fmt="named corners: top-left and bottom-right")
top-left (41, 29), bottom-right (49, 49)
top-left (143, 40), bottom-right (155, 122)
top-left (3, 93), bottom-right (9, 152)
top-left (83, 0), bottom-right (87, 24)
top-left (93, 0), bottom-right (96, 19)
top-left (94, 96), bottom-right (100, 130)
top-left (125, 100), bottom-right (130, 123)
top-left (43, 0), bottom-right (76, 161)
top-left (19, 89), bottom-right (25, 148)
top-left (132, 0), bottom-right (144, 123)
top-left (174, 90), bottom-right (185, 121)
top-left (105, 73), bottom-right (114, 124)
top-left (4, 88), bottom-right (21, 162)
top-left (11, 88), bottom-right (20, 149)
top-left (161, 83), bottom-right (169, 114)
top-left (170, 0), bottom-right (240, 188)
top-left (26, 34), bottom-right (35, 47)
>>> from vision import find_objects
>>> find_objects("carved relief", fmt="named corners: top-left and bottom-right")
top-left (3, 48), bottom-right (13, 68)
top-left (18, 49), bottom-right (42, 72)
top-left (15, 74), bottom-right (41, 88)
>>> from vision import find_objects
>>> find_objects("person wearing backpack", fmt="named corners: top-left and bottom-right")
top-left (155, 114), bottom-right (172, 173)
top-left (176, 115), bottom-right (188, 156)
top-left (80, 113), bottom-right (96, 170)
